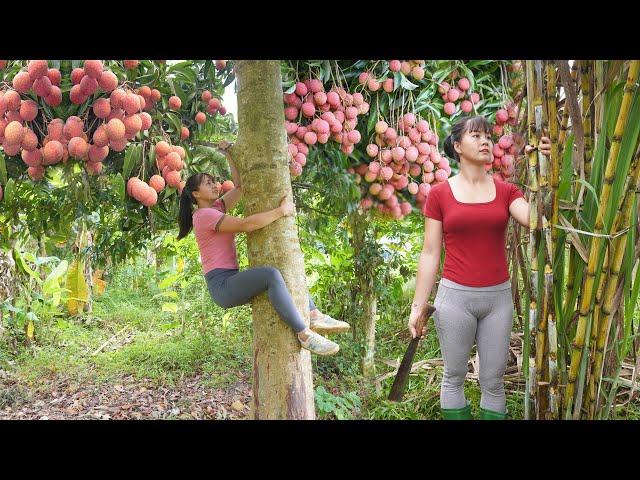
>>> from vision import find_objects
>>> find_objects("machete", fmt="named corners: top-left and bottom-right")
top-left (388, 303), bottom-right (436, 402)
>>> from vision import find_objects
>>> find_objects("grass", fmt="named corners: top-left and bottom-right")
top-left (2, 261), bottom-right (638, 420)
top-left (2, 266), bottom-right (255, 393)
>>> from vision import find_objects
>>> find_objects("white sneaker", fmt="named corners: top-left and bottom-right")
top-left (310, 313), bottom-right (351, 334)
top-left (299, 331), bottom-right (340, 356)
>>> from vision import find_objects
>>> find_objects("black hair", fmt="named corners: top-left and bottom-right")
top-left (443, 115), bottom-right (493, 162)
top-left (177, 172), bottom-right (218, 240)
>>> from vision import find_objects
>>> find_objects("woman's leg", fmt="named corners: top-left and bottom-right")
top-left (208, 266), bottom-right (307, 333)
top-left (433, 284), bottom-right (477, 410)
top-left (475, 289), bottom-right (514, 413)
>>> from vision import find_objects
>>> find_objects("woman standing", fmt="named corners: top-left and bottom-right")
top-left (408, 116), bottom-right (551, 419)
top-left (177, 141), bottom-right (350, 356)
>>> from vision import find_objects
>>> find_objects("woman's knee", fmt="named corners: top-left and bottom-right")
top-left (210, 293), bottom-right (233, 309)
top-left (263, 266), bottom-right (284, 286)
top-left (478, 373), bottom-right (504, 395)
top-left (442, 365), bottom-right (467, 389)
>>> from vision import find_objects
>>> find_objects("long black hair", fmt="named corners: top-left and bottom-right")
top-left (443, 115), bottom-right (492, 162)
top-left (177, 172), bottom-right (218, 240)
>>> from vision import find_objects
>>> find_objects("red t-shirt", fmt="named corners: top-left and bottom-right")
top-left (192, 199), bottom-right (240, 275)
top-left (423, 177), bottom-right (524, 287)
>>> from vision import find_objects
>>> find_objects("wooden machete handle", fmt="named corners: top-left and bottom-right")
top-left (416, 303), bottom-right (436, 338)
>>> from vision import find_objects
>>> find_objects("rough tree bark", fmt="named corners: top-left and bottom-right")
top-left (350, 210), bottom-right (377, 377)
top-left (233, 60), bottom-right (315, 419)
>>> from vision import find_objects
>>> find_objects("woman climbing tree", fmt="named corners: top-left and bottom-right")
top-left (408, 115), bottom-right (551, 420)
top-left (177, 141), bottom-right (350, 356)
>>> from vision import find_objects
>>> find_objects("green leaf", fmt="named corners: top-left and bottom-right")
top-left (159, 272), bottom-right (182, 289)
top-left (152, 291), bottom-right (179, 300)
top-left (162, 302), bottom-right (178, 313)
top-left (0, 151), bottom-right (6, 185)
top-left (122, 144), bottom-right (137, 179)
top-left (3, 178), bottom-right (15, 204)
top-left (575, 178), bottom-right (601, 213)
top-left (284, 84), bottom-right (296, 94)
top-left (322, 60), bottom-right (332, 83)
top-left (466, 60), bottom-right (493, 68)
top-left (150, 205), bottom-right (174, 225)
top-left (65, 258), bottom-right (89, 315)
top-left (164, 112), bottom-right (183, 134)
top-left (35, 256), bottom-right (60, 266)
top-left (13, 248), bottom-right (42, 284)
top-left (223, 73), bottom-right (235, 88)
top-left (367, 95), bottom-right (379, 135)
top-left (114, 173), bottom-right (126, 202)
top-left (43, 260), bottom-right (68, 296)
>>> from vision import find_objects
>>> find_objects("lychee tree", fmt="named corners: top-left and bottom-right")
top-left (0, 59), bottom-right (236, 323)
top-left (279, 59), bottom-right (520, 375)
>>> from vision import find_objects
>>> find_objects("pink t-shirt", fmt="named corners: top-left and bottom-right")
top-left (192, 199), bottom-right (240, 275)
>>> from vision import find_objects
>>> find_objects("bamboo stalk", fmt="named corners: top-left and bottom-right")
top-left (564, 60), bottom-right (640, 416)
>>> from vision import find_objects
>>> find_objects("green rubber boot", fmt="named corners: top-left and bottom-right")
top-left (479, 407), bottom-right (507, 420)
top-left (441, 402), bottom-right (473, 420)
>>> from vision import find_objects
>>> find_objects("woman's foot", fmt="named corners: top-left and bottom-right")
top-left (309, 310), bottom-right (351, 334)
top-left (297, 329), bottom-right (340, 356)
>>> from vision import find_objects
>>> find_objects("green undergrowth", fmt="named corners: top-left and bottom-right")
top-left (2, 261), bottom-right (638, 420)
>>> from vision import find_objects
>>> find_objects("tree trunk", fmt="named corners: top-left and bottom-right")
top-left (234, 60), bottom-right (315, 420)
top-left (84, 228), bottom-right (94, 314)
top-left (362, 287), bottom-right (377, 377)
top-left (350, 210), bottom-right (378, 377)
top-left (0, 247), bottom-right (15, 337)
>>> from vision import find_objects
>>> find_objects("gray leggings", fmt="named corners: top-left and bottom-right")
top-left (205, 267), bottom-right (316, 333)
top-left (433, 277), bottom-right (514, 413)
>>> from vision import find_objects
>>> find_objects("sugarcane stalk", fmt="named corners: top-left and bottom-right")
top-left (599, 279), bottom-right (628, 419)
top-left (558, 61), bottom-right (579, 167)
top-left (564, 60), bottom-right (640, 416)
top-left (545, 61), bottom-right (562, 418)
top-left (585, 248), bottom-right (609, 417)
top-left (564, 241), bottom-right (577, 317)
top-left (581, 60), bottom-right (595, 179)
top-left (531, 61), bottom-right (554, 418)
top-left (594, 60), bottom-right (605, 142)
top-left (525, 60), bottom-right (541, 418)
top-left (548, 62), bottom-right (561, 252)
top-left (588, 145), bottom-right (640, 417)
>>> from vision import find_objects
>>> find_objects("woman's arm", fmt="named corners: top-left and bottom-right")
top-left (218, 141), bottom-right (243, 211)
top-left (509, 197), bottom-right (531, 228)
top-left (217, 196), bottom-right (294, 233)
top-left (508, 136), bottom-right (552, 229)
top-left (408, 217), bottom-right (443, 338)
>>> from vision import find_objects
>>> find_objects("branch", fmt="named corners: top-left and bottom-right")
top-left (296, 202), bottom-right (343, 217)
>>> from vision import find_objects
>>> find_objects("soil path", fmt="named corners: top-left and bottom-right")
top-left (0, 370), bottom-right (252, 420)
